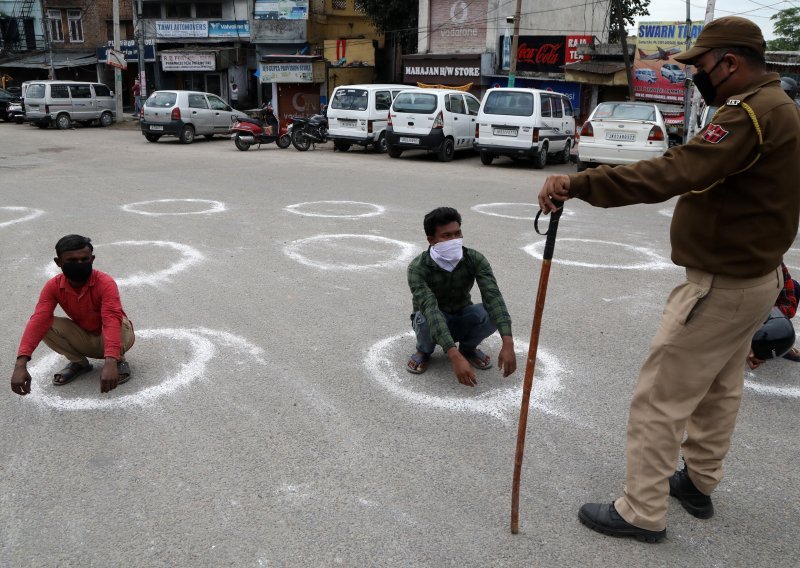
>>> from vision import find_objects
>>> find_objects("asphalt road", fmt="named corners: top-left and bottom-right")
top-left (1, 119), bottom-right (798, 567)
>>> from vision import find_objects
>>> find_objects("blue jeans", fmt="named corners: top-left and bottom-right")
top-left (412, 303), bottom-right (497, 355)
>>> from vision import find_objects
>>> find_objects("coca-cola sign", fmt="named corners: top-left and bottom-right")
top-left (509, 35), bottom-right (565, 73)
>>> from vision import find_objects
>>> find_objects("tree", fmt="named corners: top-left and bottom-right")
top-left (356, 0), bottom-right (418, 52)
top-left (768, 7), bottom-right (800, 51)
top-left (609, 0), bottom-right (651, 42)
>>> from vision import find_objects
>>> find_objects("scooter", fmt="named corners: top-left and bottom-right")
top-left (288, 105), bottom-right (329, 151)
top-left (230, 102), bottom-right (291, 151)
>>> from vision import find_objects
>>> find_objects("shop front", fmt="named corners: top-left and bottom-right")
top-left (258, 56), bottom-right (325, 122)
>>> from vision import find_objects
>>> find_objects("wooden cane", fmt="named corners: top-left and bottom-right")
top-left (511, 202), bottom-right (564, 534)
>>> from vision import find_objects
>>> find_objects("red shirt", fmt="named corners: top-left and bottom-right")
top-left (18, 270), bottom-right (131, 360)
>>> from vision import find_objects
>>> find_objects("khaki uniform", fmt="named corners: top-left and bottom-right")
top-left (568, 73), bottom-right (800, 531)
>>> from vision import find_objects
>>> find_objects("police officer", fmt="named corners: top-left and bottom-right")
top-left (538, 16), bottom-right (800, 542)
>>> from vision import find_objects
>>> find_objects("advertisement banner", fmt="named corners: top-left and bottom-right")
top-left (515, 36), bottom-right (566, 73)
top-left (97, 39), bottom-right (156, 63)
top-left (156, 21), bottom-right (209, 38)
top-left (208, 20), bottom-right (250, 38)
top-left (259, 63), bottom-right (313, 83)
top-left (161, 53), bottom-right (216, 71)
top-left (254, 1), bottom-right (309, 20)
top-left (634, 21), bottom-right (704, 103)
top-left (430, 0), bottom-right (489, 53)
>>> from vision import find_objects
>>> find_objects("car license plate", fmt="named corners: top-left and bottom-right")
top-left (399, 137), bottom-right (419, 144)
top-left (340, 119), bottom-right (356, 127)
top-left (606, 131), bottom-right (635, 142)
top-left (149, 125), bottom-right (163, 131)
top-left (493, 128), bottom-right (518, 137)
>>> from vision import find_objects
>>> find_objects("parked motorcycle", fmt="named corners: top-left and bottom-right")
top-left (288, 106), bottom-right (328, 151)
top-left (230, 102), bottom-right (291, 151)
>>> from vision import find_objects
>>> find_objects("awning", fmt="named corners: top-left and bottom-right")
top-left (0, 50), bottom-right (97, 69)
top-left (564, 61), bottom-right (626, 75)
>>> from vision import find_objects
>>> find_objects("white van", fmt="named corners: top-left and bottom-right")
top-left (24, 80), bottom-right (116, 129)
top-left (474, 88), bottom-right (576, 168)
top-left (327, 84), bottom-right (415, 153)
top-left (386, 88), bottom-right (481, 162)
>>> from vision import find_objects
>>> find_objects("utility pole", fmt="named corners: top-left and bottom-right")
top-left (507, 0), bottom-right (522, 88)
top-left (615, 0), bottom-right (635, 100)
top-left (112, 0), bottom-right (123, 121)
top-left (44, 15), bottom-right (56, 80)
top-left (134, 0), bottom-right (147, 99)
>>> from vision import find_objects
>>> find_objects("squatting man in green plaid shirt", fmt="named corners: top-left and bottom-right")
top-left (406, 207), bottom-right (517, 386)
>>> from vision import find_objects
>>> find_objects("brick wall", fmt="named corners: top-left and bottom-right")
top-left (44, 0), bottom-right (133, 49)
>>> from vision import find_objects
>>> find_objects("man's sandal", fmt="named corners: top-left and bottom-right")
top-left (53, 362), bottom-right (93, 386)
top-left (406, 352), bottom-right (431, 374)
top-left (117, 360), bottom-right (132, 385)
top-left (460, 348), bottom-right (493, 370)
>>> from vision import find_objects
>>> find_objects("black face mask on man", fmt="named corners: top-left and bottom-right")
top-left (61, 261), bottom-right (93, 283)
top-left (693, 56), bottom-right (732, 105)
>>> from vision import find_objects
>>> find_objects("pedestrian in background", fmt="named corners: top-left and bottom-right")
top-left (230, 83), bottom-right (239, 110)
top-left (132, 78), bottom-right (142, 117)
top-left (538, 16), bottom-right (800, 542)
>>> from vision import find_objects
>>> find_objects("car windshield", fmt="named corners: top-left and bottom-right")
top-left (483, 91), bottom-right (534, 116)
top-left (147, 92), bottom-right (178, 108)
top-left (392, 93), bottom-right (438, 113)
top-left (331, 88), bottom-right (368, 111)
top-left (593, 103), bottom-right (656, 121)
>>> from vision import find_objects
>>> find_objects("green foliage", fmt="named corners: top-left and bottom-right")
top-left (768, 7), bottom-right (800, 51)
top-left (610, 0), bottom-right (651, 42)
top-left (355, 0), bottom-right (418, 51)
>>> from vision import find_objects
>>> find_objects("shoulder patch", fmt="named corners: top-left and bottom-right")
top-left (727, 99), bottom-right (741, 106)
top-left (703, 124), bottom-right (730, 144)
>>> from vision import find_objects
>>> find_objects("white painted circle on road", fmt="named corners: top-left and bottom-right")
top-left (523, 238), bottom-right (672, 270)
top-left (0, 206), bottom-right (44, 228)
top-left (471, 202), bottom-right (575, 221)
top-left (45, 240), bottom-right (204, 288)
top-left (28, 327), bottom-right (265, 411)
top-left (121, 199), bottom-right (226, 216)
top-left (364, 332), bottom-right (567, 421)
top-left (284, 201), bottom-right (385, 219)
top-left (284, 234), bottom-right (417, 271)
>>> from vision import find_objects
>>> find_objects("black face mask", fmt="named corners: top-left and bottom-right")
top-left (693, 56), bottom-right (732, 106)
top-left (61, 261), bottom-right (93, 284)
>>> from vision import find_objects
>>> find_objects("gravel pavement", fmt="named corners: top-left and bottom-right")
top-left (1, 120), bottom-right (798, 567)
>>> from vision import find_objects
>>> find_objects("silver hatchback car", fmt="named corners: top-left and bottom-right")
top-left (140, 90), bottom-right (247, 144)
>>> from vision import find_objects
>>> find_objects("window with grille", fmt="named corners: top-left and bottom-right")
top-left (196, 3), bottom-right (223, 18)
top-left (166, 3), bottom-right (192, 18)
top-left (47, 9), bottom-right (63, 43)
top-left (354, 0), bottom-right (366, 13)
top-left (141, 2), bottom-right (162, 18)
top-left (332, 0), bottom-right (347, 10)
top-left (67, 10), bottom-right (83, 43)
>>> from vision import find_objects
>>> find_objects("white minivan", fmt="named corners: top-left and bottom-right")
top-left (474, 88), bottom-right (576, 168)
top-left (24, 80), bottom-right (116, 129)
top-left (385, 88), bottom-right (481, 162)
top-left (327, 84), bottom-right (414, 153)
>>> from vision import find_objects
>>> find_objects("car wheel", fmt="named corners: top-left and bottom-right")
top-left (532, 142), bottom-right (548, 169)
top-left (291, 129), bottom-right (311, 151)
top-left (234, 133), bottom-right (251, 151)
top-left (55, 113), bottom-right (71, 130)
top-left (557, 140), bottom-right (571, 164)
top-left (277, 133), bottom-right (291, 149)
top-left (144, 133), bottom-right (161, 143)
top-left (387, 145), bottom-right (402, 158)
top-left (373, 132), bottom-right (387, 153)
top-left (480, 150), bottom-right (494, 165)
top-left (179, 125), bottom-right (195, 144)
top-left (99, 111), bottom-right (113, 127)
top-left (204, 134), bottom-right (214, 140)
top-left (438, 138), bottom-right (455, 162)
top-left (334, 140), bottom-right (351, 152)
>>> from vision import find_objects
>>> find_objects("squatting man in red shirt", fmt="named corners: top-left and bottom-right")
top-left (11, 235), bottom-right (135, 395)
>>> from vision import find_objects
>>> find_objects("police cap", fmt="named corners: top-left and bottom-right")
top-left (674, 16), bottom-right (766, 64)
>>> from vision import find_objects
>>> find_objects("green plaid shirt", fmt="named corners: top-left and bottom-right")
top-left (407, 246), bottom-right (512, 352)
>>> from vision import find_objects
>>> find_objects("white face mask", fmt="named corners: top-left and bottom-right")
top-left (429, 238), bottom-right (464, 272)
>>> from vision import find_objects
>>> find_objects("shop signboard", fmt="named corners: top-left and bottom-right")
top-left (403, 56), bottom-right (482, 85)
top-left (156, 21), bottom-right (209, 38)
top-left (208, 20), bottom-right (250, 38)
top-left (161, 53), bottom-right (216, 72)
top-left (634, 21), bottom-right (704, 103)
top-left (259, 63), bottom-right (313, 83)
top-left (97, 39), bottom-right (156, 63)
top-left (254, 1), bottom-right (309, 20)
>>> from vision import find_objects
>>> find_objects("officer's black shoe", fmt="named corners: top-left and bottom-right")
top-left (578, 502), bottom-right (666, 543)
top-left (669, 466), bottom-right (714, 519)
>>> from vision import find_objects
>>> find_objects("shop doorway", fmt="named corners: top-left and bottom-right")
top-left (205, 73), bottom-right (222, 96)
